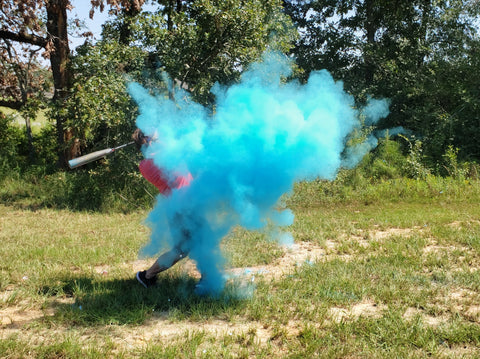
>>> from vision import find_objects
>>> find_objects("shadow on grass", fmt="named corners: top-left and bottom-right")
top-left (39, 275), bottom-right (246, 327)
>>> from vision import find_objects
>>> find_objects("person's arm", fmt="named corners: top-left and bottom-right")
top-left (139, 159), bottom-right (172, 195)
top-left (172, 172), bottom-right (193, 189)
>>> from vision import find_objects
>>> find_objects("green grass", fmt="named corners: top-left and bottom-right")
top-left (1, 178), bottom-right (480, 357)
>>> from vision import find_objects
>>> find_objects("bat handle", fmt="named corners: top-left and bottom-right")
top-left (113, 141), bottom-right (135, 151)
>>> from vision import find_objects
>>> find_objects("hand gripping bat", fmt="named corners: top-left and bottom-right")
top-left (68, 142), bottom-right (135, 169)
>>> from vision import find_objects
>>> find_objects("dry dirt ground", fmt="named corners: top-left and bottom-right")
top-left (1, 226), bottom-right (479, 355)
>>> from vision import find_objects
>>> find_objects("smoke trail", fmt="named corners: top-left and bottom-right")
top-left (128, 52), bottom-right (389, 296)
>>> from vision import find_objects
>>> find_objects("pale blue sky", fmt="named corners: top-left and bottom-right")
top-left (68, 1), bottom-right (112, 49)
top-left (68, 1), bottom-right (159, 50)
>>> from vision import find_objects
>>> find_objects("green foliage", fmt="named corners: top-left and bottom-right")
top-left (359, 137), bottom-right (409, 180)
top-left (400, 135), bottom-right (431, 180)
top-left (286, 0), bottom-right (480, 163)
top-left (65, 41), bottom-right (146, 152)
top-left (3, 133), bottom-right (479, 212)
top-left (119, 0), bottom-right (296, 104)
top-left (0, 109), bottom-right (65, 173)
top-left (288, 149), bottom-right (480, 209)
top-left (61, 41), bottom-right (156, 209)
top-left (61, 148), bottom-right (156, 212)
top-left (0, 152), bottom-right (156, 212)
top-left (0, 113), bottom-right (26, 173)
top-left (32, 122), bottom-right (58, 170)
top-left (440, 145), bottom-right (473, 180)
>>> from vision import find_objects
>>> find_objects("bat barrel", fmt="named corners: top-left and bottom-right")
top-left (68, 148), bottom-right (115, 169)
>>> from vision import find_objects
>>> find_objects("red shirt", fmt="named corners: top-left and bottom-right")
top-left (139, 159), bottom-right (192, 195)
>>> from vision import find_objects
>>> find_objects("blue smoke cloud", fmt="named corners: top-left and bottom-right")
top-left (128, 52), bottom-right (389, 296)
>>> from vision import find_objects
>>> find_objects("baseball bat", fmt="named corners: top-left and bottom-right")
top-left (68, 142), bottom-right (135, 169)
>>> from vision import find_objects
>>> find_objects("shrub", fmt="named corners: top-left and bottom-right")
top-left (62, 146), bottom-right (156, 211)
top-left (0, 113), bottom-right (27, 175)
top-left (32, 123), bottom-right (58, 172)
top-left (356, 137), bottom-right (409, 181)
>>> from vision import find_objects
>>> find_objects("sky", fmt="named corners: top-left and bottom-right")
top-left (68, 1), bottom-right (113, 50)
top-left (68, 1), bottom-right (159, 50)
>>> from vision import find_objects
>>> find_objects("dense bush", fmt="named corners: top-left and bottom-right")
top-left (358, 137), bottom-right (409, 180)
top-left (0, 162), bottom-right (156, 212)
top-left (0, 113), bottom-right (27, 174)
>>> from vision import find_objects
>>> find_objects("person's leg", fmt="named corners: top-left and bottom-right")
top-left (145, 247), bottom-right (187, 279)
top-left (145, 213), bottom-right (192, 278)
top-left (137, 246), bottom-right (188, 288)
top-left (137, 213), bottom-right (192, 287)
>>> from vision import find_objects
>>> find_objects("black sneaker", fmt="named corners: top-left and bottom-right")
top-left (136, 270), bottom-right (157, 288)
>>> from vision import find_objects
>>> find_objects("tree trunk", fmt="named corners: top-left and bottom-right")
top-left (418, 0), bottom-right (432, 68)
top-left (24, 115), bottom-right (35, 162)
top-left (364, 0), bottom-right (376, 86)
top-left (46, 0), bottom-right (77, 168)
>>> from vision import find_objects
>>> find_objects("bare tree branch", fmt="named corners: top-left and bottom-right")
top-left (0, 99), bottom-right (23, 109)
top-left (0, 29), bottom-right (48, 47)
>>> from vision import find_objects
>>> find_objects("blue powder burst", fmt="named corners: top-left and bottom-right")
top-left (128, 52), bottom-right (389, 296)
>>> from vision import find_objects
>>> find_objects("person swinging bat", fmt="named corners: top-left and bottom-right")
top-left (131, 129), bottom-right (198, 289)
top-left (69, 129), bottom-right (207, 293)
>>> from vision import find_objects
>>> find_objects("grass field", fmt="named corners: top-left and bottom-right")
top-left (1, 178), bottom-right (480, 358)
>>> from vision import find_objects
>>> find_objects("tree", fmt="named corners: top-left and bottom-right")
top-left (284, 0), bottom-right (432, 92)
top-left (1, 0), bottom-right (74, 166)
top-left (1, 0), bottom-right (295, 167)
top-left (0, 0), bottom-right (148, 167)
top-left (0, 36), bottom-right (49, 160)
top-left (65, 0), bottom-right (297, 157)
top-left (112, 0), bottom-right (297, 104)
top-left (285, 0), bottom-right (480, 163)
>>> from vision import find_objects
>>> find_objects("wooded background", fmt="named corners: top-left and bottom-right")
top-left (1, 0), bottom-right (479, 175)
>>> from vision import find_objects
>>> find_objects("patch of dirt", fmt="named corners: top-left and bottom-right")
top-left (1, 305), bottom-right (53, 327)
top-left (447, 288), bottom-right (480, 323)
top-left (229, 241), bottom-right (327, 281)
top-left (436, 344), bottom-right (480, 358)
top-left (402, 307), bottom-right (449, 327)
top-left (369, 227), bottom-right (415, 240)
top-left (402, 287), bottom-right (480, 326)
top-left (447, 220), bottom-right (480, 228)
top-left (0, 285), bottom-right (15, 302)
top-left (1, 298), bottom-right (74, 328)
top-left (423, 242), bottom-right (469, 254)
top-left (348, 227), bottom-right (417, 249)
top-left (114, 318), bottom-right (272, 346)
top-left (465, 306), bottom-right (480, 321)
top-left (448, 288), bottom-right (476, 301)
top-left (328, 300), bottom-right (386, 323)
